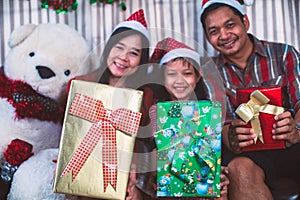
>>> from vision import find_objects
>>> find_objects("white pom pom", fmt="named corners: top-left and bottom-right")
top-left (243, 0), bottom-right (254, 6)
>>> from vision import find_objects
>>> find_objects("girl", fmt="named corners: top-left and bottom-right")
top-left (128, 37), bottom-right (229, 200)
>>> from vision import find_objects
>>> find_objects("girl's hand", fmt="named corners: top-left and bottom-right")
top-left (220, 166), bottom-right (230, 197)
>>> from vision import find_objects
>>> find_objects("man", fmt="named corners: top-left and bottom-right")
top-left (200, 0), bottom-right (300, 199)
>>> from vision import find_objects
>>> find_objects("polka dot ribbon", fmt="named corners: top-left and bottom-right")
top-left (149, 37), bottom-right (192, 63)
top-left (126, 9), bottom-right (147, 28)
top-left (60, 93), bottom-right (141, 192)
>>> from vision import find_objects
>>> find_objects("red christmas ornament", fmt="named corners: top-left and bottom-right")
top-left (4, 139), bottom-right (34, 166)
top-left (41, 0), bottom-right (126, 13)
top-left (41, 0), bottom-right (78, 14)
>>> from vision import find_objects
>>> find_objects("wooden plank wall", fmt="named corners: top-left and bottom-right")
top-left (0, 0), bottom-right (299, 66)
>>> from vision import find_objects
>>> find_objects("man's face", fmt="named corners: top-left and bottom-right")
top-left (203, 6), bottom-right (249, 57)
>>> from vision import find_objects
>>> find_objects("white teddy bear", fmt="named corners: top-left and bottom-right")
top-left (0, 23), bottom-right (99, 200)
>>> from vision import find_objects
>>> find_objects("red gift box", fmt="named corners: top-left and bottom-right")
top-left (236, 86), bottom-right (285, 152)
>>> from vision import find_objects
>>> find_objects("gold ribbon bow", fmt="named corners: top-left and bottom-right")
top-left (235, 90), bottom-right (284, 143)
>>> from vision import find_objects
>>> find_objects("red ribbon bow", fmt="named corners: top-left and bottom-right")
top-left (61, 93), bottom-right (141, 192)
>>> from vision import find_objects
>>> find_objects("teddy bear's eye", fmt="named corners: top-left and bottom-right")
top-left (64, 70), bottom-right (71, 76)
top-left (29, 52), bottom-right (35, 57)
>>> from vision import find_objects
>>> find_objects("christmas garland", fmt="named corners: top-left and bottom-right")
top-left (0, 70), bottom-right (65, 124)
top-left (41, 0), bottom-right (126, 14)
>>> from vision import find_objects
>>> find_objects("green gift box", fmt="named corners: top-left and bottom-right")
top-left (154, 101), bottom-right (222, 197)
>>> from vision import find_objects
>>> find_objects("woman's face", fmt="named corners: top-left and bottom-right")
top-left (107, 33), bottom-right (142, 78)
top-left (164, 59), bottom-right (200, 101)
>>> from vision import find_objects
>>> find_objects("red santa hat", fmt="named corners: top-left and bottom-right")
top-left (112, 9), bottom-right (150, 42)
top-left (150, 37), bottom-right (200, 68)
top-left (200, 0), bottom-right (254, 17)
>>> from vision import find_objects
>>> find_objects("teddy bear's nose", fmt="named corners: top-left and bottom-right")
top-left (36, 66), bottom-right (56, 79)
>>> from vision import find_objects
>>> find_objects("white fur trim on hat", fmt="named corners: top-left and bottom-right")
top-left (200, 0), bottom-right (245, 18)
top-left (112, 21), bottom-right (150, 42)
top-left (160, 48), bottom-right (200, 67)
top-left (244, 0), bottom-right (254, 6)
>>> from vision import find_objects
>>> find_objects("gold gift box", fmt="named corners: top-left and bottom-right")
top-left (53, 80), bottom-right (143, 200)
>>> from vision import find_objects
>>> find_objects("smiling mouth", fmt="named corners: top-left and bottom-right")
top-left (114, 62), bottom-right (128, 69)
top-left (219, 38), bottom-right (237, 48)
top-left (174, 87), bottom-right (188, 92)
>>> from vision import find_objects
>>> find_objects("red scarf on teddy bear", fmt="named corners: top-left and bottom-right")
top-left (0, 70), bottom-right (65, 124)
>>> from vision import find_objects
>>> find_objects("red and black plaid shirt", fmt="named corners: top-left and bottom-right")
top-left (213, 34), bottom-right (300, 123)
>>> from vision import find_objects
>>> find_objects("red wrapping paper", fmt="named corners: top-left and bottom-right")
top-left (236, 86), bottom-right (286, 152)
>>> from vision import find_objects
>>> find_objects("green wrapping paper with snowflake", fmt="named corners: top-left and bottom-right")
top-left (154, 101), bottom-right (222, 197)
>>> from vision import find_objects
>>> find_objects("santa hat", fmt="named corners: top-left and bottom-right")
top-left (150, 37), bottom-right (200, 68)
top-left (112, 9), bottom-right (150, 42)
top-left (200, 0), bottom-right (254, 17)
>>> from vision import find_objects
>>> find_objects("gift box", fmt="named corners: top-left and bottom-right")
top-left (235, 86), bottom-right (285, 152)
top-left (53, 80), bottom-right (143, 199)
top-left (154, 101), bottom-right (222, 197)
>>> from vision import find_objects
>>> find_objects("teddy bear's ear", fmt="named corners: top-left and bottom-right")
top-left (8, 24), bottom-right (37, 48)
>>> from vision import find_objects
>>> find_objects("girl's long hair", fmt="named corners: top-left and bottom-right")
top-left (98, 27), bottom-right (150, 88)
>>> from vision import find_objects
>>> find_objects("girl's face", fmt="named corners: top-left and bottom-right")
top-left (164, 59), bottom-right (200, 101)
top-left (107, 34), bottom-right (142, 78)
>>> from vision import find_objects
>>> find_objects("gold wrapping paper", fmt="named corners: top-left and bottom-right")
top-left (53, 80), bottom-right (143, 200)
top-left (235, 90), bottom-right (284, 143)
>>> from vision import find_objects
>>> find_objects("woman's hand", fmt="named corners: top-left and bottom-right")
top-left (126, 164), bottom-right (143, 200)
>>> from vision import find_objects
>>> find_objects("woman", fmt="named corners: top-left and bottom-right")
top-left (76, 9), bottom-right (151, 200)
top-left (75, 9), bottom-right (150, 89)
top-left (97, 27), bottom-right (149, 87)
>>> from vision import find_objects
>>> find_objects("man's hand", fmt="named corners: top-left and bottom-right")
top-left (272, 111), bottom-right (300, 144)
top-left (228, 119), bottom-right (256, 153)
